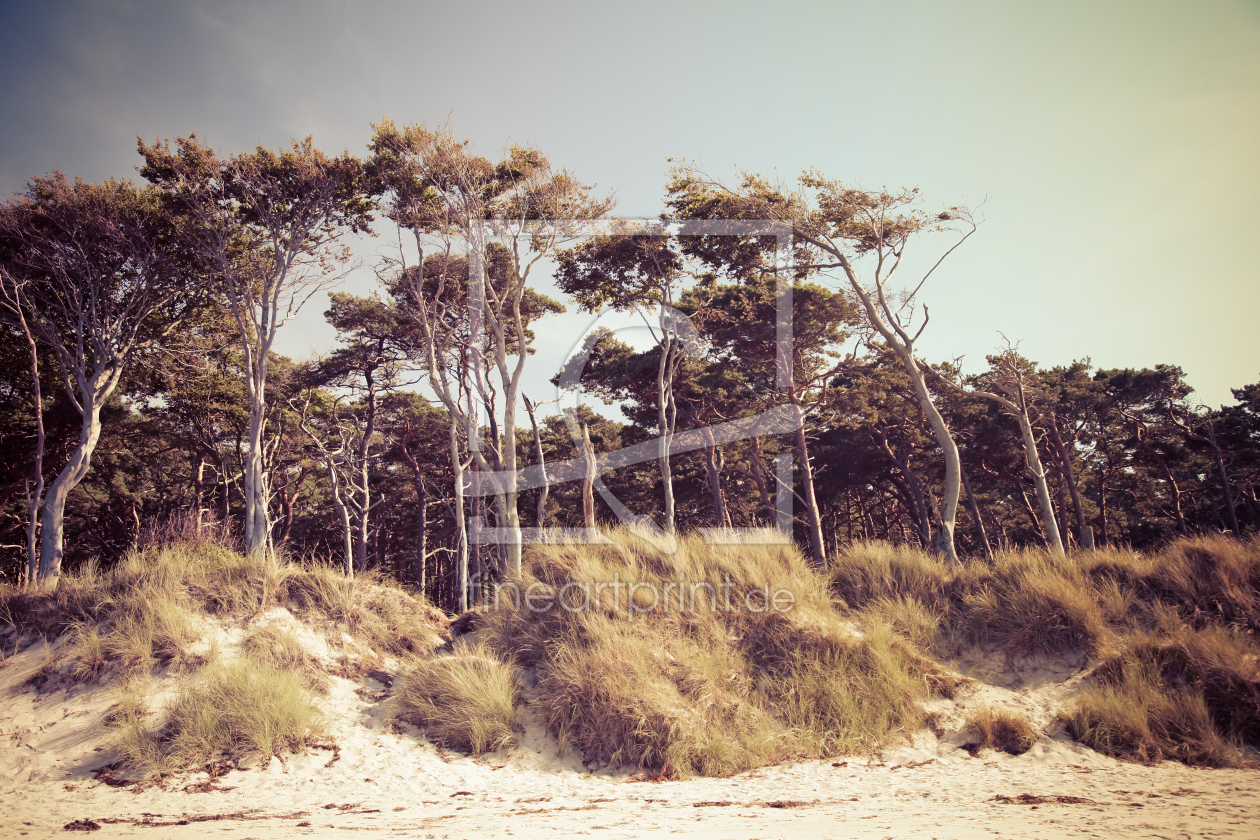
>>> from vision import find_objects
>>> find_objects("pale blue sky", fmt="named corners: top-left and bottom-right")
top-left (1, 0), bottom-right (1257, 408)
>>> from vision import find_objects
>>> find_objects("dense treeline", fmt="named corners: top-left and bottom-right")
top-left (1, 126), bottom-right (1257, 609)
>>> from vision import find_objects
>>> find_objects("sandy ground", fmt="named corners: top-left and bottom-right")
top-left (2, 617), bottom-right (1258, 840)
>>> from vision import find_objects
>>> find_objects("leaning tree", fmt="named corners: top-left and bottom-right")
top-left (665, 165), bottom-right (976, 561)
top-left (0, 174), bottom-right (204, 585)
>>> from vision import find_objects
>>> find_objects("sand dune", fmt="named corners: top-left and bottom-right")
top-left (2, 614), bottom-right (1257, 840)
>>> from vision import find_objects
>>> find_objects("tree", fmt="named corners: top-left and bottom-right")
top-left (959, 350), bottom-right (1065, 555)
top-left (0, 174), bottom-right (203, 585)
top-left (139, 135), bottom-right (373, 557)
top-left (368, 120), bottom-right (611, 580)
top-left (556, 230), bottom-right (694, 536)
top-left (664, 165), bottom-right (976, 561)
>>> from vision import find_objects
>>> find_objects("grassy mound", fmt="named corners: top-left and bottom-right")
top-left (831, 535), bottom-right (1260, 656)
top-left (396, 642), bottom-right (521, 753)
top-left (111, 658), bottom-right (327, 778)
top-left (480, 529), bottom-right (952, 777)
top-left (832, 535), bottom-right (1260, 767)
top-left (0, 537), bottom-right (445, 780)
top-left (0, 541), bottom-right (444, 680)
top-left (1064, 622), bottom-right (1260, 767)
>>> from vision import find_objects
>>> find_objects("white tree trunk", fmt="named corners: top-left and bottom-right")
top-left (1015, 412), bottom-right (1065, 555)
top-left (38, 396), bottom-right (104, 585)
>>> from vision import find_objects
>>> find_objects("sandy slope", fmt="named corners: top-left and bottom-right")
top-left (1, 616), bottom-right (1257, 840)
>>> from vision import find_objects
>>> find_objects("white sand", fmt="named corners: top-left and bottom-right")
top-left (1, 616), bottom-right (1257, 840)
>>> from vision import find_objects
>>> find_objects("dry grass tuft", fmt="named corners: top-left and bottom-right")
top-left (966, 706), bottom-right (1038, 755)
top-left (112, 658), bottom-right (327, 779)
top-left (395, 642), bottom-right (520, 754)
top-left (0, 540), bottom-right (444, 681)
top-left (241, 623), bottom-right (329, 694)
top-left (833, 536), bottom-right (1260, 767)
top-left (1064, 623), bottom-right (1260, 768)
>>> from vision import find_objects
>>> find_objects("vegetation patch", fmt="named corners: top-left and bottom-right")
top-left (111, 658), bottom-right (327, 779)
top-left (965, 706), bottom-right (1038, 755)
top-left (0, 540), bottom-right (443, 683)
top-left (395, 642), bottom-right (520, 754)
top-left (483, 530), bottom-right (952, 777)
top-left (1064, 626), bottom-right (1260, 768)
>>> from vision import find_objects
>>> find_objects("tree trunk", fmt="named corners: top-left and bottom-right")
top-left (792, 403), bottom-right (827, 568)
top-left (1130, 424), bottom-right (1190, 537)
top-left (969, 384), bottom-right (1064, 555)
top-left (415, 474), bottom-right (428, 594)
top-left (39, 394), bottom-right (106, 585)
top-left (353, 374), bottom-right (378, 574)
top-left (192, 455), bottom-right (206, 537)
top-left (657, 337), bottom-right (677, 534)
top-left (523, 396), bottom-right (549, 528)
top-left (581, 424), bottom-right (598, 531)
top-left (874, 430), bottom-right (931, 550)
top-left (699, 424), bottom-right (731, 528)
top-left (320, 455), bottom-right (354, 576)
top-left (243, 381), bottom-right (270, 557)
top-left (747, 436), bottom-right (776, 526)
top-left (450, 416), bottom-right (469, 613)
top-left (1046, 418), bottom-right (1093, 549)
top-left (959, 459), bottom-right (993, 561)
top-left (1015, 411), bottom-right (1063, 556)
top-left (896, 356), bottom-right (960, 561)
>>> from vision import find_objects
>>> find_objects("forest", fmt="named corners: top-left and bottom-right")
top-left (2, 123), bottom-right (1257, 611)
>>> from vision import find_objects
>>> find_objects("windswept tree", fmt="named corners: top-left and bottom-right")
top-left (556, 231), bottom-right (694, 535)
top-left (138, 135), bottom-right (373, 557)
top-left (0, 174), bottom-right (203, 585)
top-left (665, 165), bottom-right (976, 561)
top-left (961, 350), bottom-right (1065, 555)
top-left (295, 292), bottom-right (410, 575)
top-left (368, 120), bottom-right (611, 580)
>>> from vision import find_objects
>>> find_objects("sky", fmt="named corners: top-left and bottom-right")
top-left (1, 0), bottom-right (1257, 412)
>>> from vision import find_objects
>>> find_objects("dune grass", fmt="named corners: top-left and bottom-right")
top-left (395, 642), bottom-right (521, 754)
top-left (0, 538), bottom-right (442, 683)
top-left (241, 623), bottom-right (330, 694)
top-left (0, 530), bottom-right (445, 780)
top-left (831, 535), bottom-right (1260, 657)
top-left (111, 658), bottom-right (327, 778)
top-left (966, 706), bottom-right (1038, 755)
top-left (1063, 620), bottom-right (1260, 768)
top-left (479, 529), bottom-right (953, 777)
top-left (832, 535), bottom-right (1260, 768)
